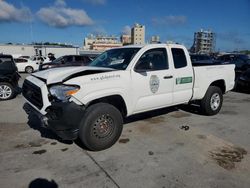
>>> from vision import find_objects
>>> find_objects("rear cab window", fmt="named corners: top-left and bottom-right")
top-left (171, 48), bottom-right (187, 69)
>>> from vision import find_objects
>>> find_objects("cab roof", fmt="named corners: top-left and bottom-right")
top-left (116, 43), bottom-right (185, 49)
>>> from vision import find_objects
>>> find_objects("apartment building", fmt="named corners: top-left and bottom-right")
top-left (150, 36), bottom-right (160, 44)
top-left (83, 35), bottom-right (122, 51)
top-left (131, 23), bottom-right (145, 45)
top-left (191, 29), bottom-right (216, 54)
top-left (121, 34), bottom-right (131, 45)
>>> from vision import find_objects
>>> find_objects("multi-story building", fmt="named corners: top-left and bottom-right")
top-left (191, 29), bottom-right (216, 54)
top-left (121, 34), bottom-right (131, 45)
top-left (150, 36), bottom-right (160, 44)
top-left (131, 23), bottom-right (145, 45)
top-left (83, 35), bottom-right (122, 51)
top-left (83, 34), bottom-right (95, 50)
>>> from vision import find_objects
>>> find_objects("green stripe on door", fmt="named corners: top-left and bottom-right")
top-left (176, 77), bottom-right (193, 84)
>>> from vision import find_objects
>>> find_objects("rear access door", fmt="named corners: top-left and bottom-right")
top-left (170, 48), bottom-right (193, 104)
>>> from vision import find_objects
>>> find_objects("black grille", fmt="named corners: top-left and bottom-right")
top-left (22, 80), bottom-right (43, 109)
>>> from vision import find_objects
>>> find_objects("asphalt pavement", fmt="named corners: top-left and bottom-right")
top-left (0, 73), bottom-right (250, 188)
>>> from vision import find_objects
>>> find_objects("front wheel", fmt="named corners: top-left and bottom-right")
top-left (79, 103), bottom-right (123, 151)
top-left (0, 82), bottom-right (14, 100)
top-left (25, 66), bottom-right (34, 73)
top-left (200, 86), bottom-right (223, 116)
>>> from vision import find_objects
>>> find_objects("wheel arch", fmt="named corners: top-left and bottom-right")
top-left (0, 77), bottom-right (11, 83)
top-left (86, 94), bottom-right (128, 118)
top-left (209, 79), bottom-right (226, 94)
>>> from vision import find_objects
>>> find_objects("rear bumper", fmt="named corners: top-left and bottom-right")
top-left (24, 101), bottom-right (85, 140)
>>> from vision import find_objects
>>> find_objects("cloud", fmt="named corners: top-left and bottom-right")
top-left (121, 25), bottom-right (131, 35)
top-left (54, 0), bottom-right (66, 7)
top-left (152, 15), bottom-right (187, 26)
top-left (0, 0), bottom-right (32, 23)
top-left (83, 0), bottom-right (106, 5)
top-left (37, 0), bottom-right (94, 28)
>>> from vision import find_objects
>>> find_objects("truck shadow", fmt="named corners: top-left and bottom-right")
top-left (124, 106), bottom-right (178, 124)
top-left (23, 103), bottom-right (204, 150)
top-left (124, 104), bottom-right (203, 124)
top-left (179, 104), bottom-right (204, 115)
top-left (24, 106), bottom-right (73, 145)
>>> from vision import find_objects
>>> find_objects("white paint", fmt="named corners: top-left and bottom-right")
top-left (23, 44), bottom-right (235, 117)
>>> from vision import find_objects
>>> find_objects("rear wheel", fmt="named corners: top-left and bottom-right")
top-left (79, 103), bottom-right (123, 151)
top-left (200, 86), bottom-right (223, 116)
top-left (0, 82), bottom-right (14, 100)
top-left (25, 66), bottom-right (34, 73)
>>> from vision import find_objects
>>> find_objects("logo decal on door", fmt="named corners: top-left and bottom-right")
top-left (176, 77), bottom-right (193, 85)
top-left (150, 75), bottom-right (160, 93)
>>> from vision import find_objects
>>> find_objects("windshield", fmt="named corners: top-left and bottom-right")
top-left (89, 48), bottom-right (140, 70)
top-left (29, 57), bottom-right (35, 61)
top-left (52, 56), bottom-right (64, 63)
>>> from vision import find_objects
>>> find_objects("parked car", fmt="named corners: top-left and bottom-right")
top-left (19, 55), bottom-right (30, 59)
top-left (235, 68), bottom-right (250, 90)
top-left (39, 55), bottom-right (93, 71)
top-left (14, 58), bottom-right (40, 73)
top-left (190, 54), bottom-right (223, 66)
top-left (217, 54), bottom-right (250, 76)
top-left (23, 44), bottom-right (235, 151)
top-left (29, 56), bottom-right (50, 64)
top-left (0, 55), bottom-right (20, 100)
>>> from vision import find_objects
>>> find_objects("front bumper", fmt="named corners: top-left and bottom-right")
top-left (24, 101), bottom-right (85, 140)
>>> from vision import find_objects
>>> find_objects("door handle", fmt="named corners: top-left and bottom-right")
top-left (163, 75), bottom-right (173, 79)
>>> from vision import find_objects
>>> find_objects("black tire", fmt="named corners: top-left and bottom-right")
top-left (79, 103), bottom-right (123, 151)
top-left (0, 82), bottom-right (15, 100)
top-left (25, 66), bottom-right (34, 73)
top-left (200, 86), bottom-right (223, 116)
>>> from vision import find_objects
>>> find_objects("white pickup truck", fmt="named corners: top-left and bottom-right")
top-left (23, 44), bottom-right (235, 151)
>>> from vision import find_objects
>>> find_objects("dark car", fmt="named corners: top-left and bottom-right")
top-left (190, 54), bottom-right (222, 66)
top-left (217, 54), bottom-right (250, 76)
top-left (191, 54), bottom-right (212, 63)
top-left (0, 54), bottom-right (20, 100)
top-left (39, 55), bottom-right (93, 71)
top-left (235, 68), bottom-right (250, 90)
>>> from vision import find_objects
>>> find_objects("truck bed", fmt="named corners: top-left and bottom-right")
top-left (192, 64), bottom-right (235, 100)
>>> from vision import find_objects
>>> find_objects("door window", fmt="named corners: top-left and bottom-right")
top-left (135, 48), bottom-right (168, 71)
top-left (75, 56), bottom-right (82, 62)
top-left (171, 48), bottom-right (187, 69)
top-left (14, 59), bottom-right (28, 63)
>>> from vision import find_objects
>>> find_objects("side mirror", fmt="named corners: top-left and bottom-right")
top-left (135, 61), bottom-right (153, 73)
top-left (61, 59), bottom-right (65, 64)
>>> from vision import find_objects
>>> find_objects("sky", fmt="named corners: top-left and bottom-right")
top-left (0, 0), bottom-right (249, 51)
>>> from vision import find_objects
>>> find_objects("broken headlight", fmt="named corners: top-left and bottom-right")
top-left (49, 85), bottom-right (80, 102)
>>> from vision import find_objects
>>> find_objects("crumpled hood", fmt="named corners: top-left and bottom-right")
top-left (32, 66), bottom-right (114, 84)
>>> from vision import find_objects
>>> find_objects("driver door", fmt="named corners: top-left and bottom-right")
top-left (131, 48), bottom-right (174, 113)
